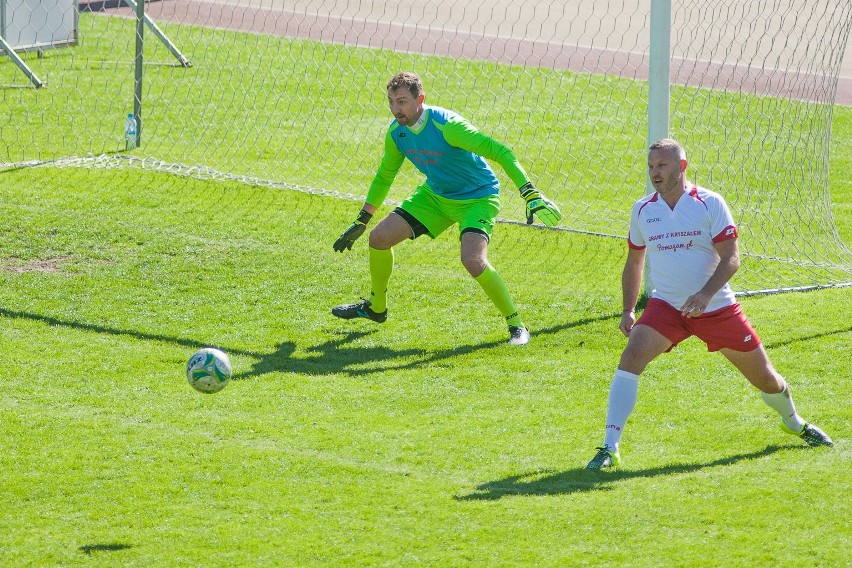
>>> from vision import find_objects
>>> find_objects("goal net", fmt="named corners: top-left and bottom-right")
top-left (1, 0), bottom-right (850, 294)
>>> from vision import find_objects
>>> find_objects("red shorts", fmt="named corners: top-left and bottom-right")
top-left (635, 298), bottom-right (761, 352)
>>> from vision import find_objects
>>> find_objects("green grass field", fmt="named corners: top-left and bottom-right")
top-left (1, 13), bottom-right (850, 568)
top-left (2, 152), bottom-right (850, 566)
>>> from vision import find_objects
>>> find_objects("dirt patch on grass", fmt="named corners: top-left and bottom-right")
top-left (1, 256), bottom-right (70, 273)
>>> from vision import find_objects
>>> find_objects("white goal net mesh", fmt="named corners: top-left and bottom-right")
top-left (1, 0), bottom-right (850, 293)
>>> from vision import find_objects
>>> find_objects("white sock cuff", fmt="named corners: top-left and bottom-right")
top-left (761, 378), bottom-right (788, 398)
top-left (614, 369), bottom-right (639, 382)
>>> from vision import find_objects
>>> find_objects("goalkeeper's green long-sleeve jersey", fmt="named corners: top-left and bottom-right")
top-left (365, 105), bottom-right (531, 207)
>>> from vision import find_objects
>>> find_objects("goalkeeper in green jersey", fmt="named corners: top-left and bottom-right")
top-left (332, 71), bottom-right (561, 345)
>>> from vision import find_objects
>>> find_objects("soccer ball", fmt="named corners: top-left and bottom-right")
top-left (186, 347), bottom-right (232, 394)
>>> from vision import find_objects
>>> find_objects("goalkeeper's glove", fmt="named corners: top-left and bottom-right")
top-left (520, 182), bottom-right (562, 227)
top-left (333, 209), bottom-right (373, 252)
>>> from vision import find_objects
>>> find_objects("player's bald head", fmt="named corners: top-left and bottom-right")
top-left (649, 138), bottom-right (687, 161)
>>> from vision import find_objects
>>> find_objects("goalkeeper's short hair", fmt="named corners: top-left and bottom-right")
top-left (387, 72), bottom-right (424, 98)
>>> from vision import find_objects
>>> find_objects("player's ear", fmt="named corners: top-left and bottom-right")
top-left (680, 159), bottom-right (688, 172)
top-left (417, 94), bottom-right (425, 105)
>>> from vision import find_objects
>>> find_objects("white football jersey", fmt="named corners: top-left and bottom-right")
top-left (628, 185), bottom-right (738, 312)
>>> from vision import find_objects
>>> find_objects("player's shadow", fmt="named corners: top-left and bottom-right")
top-left (0, 306), bottom-right (616, 379)
top-left (456, 444), bottom-right (794, 501)
top-left (234, 312), bottom-right (621, 379)
top-left (241, 315), bottom-right (852, 379)
top-left (237, 330), bottom-right (428, 379)
top-left (762, 323), bottom-right (852, 349)
top-left (4, 305), bottom-right (846, 380)
top-left (0, 306), bottom-right (615, 379)
top-left (0, 307), bottom-right (210, 350)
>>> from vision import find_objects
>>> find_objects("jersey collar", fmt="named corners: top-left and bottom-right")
top-left (408, 106), bottom-right (429, 133)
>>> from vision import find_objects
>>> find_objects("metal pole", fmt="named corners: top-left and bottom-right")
top-left (133, 0), bottom-right (144, 147)
top-left (645, 0), bottom-right (672, 297)
top-left (0, 33), bottom-right (44, 88)
top-left (123, 0), bottom-right (192, 67)
top-left (0, 0), bottom-right (44, 88)
top-left (647, 0), bottom-right (672, 175)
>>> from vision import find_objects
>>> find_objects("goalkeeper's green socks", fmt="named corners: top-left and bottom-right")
top-left (474, 264), bottom-right (524, 328)
top-left (368, 246), bottom-right (393, 313)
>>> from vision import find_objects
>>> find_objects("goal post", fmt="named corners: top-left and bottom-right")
top-left (648, 0), bottom-right (672, 173)
top-left (645, 0), bottom-right (673, 299)
top-left (132, 0), bottom-right (143, 148)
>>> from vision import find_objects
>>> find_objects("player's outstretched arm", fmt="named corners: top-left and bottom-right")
top-left (441, 118), bottom-right (561, 226)
top-left (519, 182), bottom-right (562, 227)
top-left (333, 208), bottom-right (373, 252)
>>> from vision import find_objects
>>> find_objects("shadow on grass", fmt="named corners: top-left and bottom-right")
top-left (6, 305), bottom-right (847, 379)
top-left (79, 543), bottom-right (133, 555)
top-left (457, 444), bottom-right (796, 501)
top-left (762, 324), bottom-right (852, 349)
top-left (0, 306), bottom-right (619, 378)
top-left (0, 307), bottom-right (209, 350)
top-left (236, 312), bottom-right (619, 379)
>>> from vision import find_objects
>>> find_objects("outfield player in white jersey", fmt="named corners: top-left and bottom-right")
top-left (330, 72), bottom-right (561, 345)
top-left (586, 138), bottom-right (833, 469)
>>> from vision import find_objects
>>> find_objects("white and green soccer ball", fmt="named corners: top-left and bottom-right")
top-left (186, 347), bottom-right (232, 394)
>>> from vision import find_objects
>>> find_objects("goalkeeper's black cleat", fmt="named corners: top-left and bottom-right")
top-left (331, 299), bottom-right (387, 323)
top-left (508, 326), bottom-right (530, 345)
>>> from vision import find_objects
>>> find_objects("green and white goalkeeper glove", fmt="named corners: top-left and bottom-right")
top-left (520, 183), bottom-right (562, 227)
top-left (333, 209), bottom-right (373, 252)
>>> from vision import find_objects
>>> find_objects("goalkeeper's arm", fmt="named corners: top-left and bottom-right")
top-left (333, 129), bottom-right (403, 252)
top-left (442, 118), bottom-right (561, 227)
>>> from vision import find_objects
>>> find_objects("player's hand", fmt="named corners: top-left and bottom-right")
top-left (333, 210), bottom-right (373, 252)
top-left (333, 221), bottom-right (366, 252)
top-left (619, 310), bottom-right (636, 337)
top-left (520, 183), bottom-right (562, 227)
top-left (680, 293), bottom-right (709, 318)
